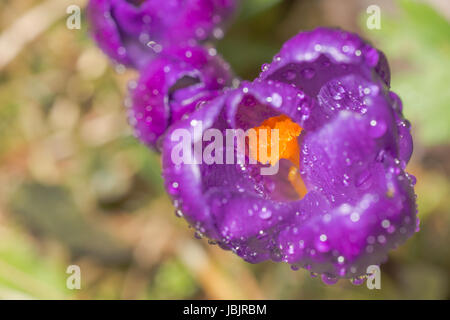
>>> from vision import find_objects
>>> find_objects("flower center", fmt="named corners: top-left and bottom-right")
top-left (250, 115), bottom-right (307, 199)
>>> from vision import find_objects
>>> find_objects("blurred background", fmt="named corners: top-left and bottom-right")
top-left (0, 0), bottom-right (449, 299)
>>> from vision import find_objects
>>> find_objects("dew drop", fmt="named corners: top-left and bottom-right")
top-left (213, 27), bottom-right (224, 39)
top-left (331, 85), bottom-right (345, 100)
top-left (369, 119), bottom-right (387, 138)
top-left (350, 212), bottom-right (360, 222)
top-left (194, 231), bottom-right (203, 239)
top-left (350, 277), bottom-right (366, 286)
top-left (342, 173), bottom-right (350, 186)
top-left (175, 209), bottom-right (183, 218)
top-left (117, 46), bottom-right (126, 56)
top-left (168, 181), bottom-right (180, 195)
top-left (270, 248), bottom-right (282, 262)
top-left (321, 274), bottom-right (338, 285)
top-left (301, 68), bottom-right (315, 79)
top-left (259, 207), bottom-right (272, 220)
top-left (376, 149), bottom-right (386, 162)
top-left (322, 59), bottom-right (331, 67)
top-left (114, 63), bottom-right (126, 74)
top-left (283, 70), bottom-right (296, 81)
top-left (409, 174), bottom-right (417, 185)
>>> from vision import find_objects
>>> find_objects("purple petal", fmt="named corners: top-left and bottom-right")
top-left (278, 153), bottom-right (417, 279)
top-left (258, 27), bottom-right (411, 164)
top-left (259, 27), bottom-right (391, 97)
top-left (162, 81), bottom-right (311, 236)
top-left (162, 94), bottom-right (227, 238)
top-left (87, 0), bottom-right (237, 68)
top-left (87, 0), bottom-right (132, 66)
top-left (129, 45), bottom-right (232, 149)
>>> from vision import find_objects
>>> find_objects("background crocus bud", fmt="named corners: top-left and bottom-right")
top-left (128, 45), bottom-right (233, 149)
top-left (87, 0), bottom-right (237, 69)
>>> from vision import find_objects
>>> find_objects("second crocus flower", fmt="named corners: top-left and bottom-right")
top-left (128, 45), bottom-right (233, 149)
top-left (87, 0), bottom-right (237, 69)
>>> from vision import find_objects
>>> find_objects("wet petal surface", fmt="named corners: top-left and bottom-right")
top-left (129, 45), bottom-right (232, 149)
top-left (87, 0), bottom-right (237, 68)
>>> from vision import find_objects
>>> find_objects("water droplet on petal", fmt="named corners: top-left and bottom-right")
top-left (283, 70), bottom-right (297, 81)
top-left (194, 231), bottom-right (203, 239)
top-left (322, 59), bottom-right (331, 67)
top-left (259, 207), bottom-right (272, 220)
top-left (351, 277), bottom-right (366, 286)
top-left (369, 119), bottom-right (387, 138)
top-left (321, 274), bottom-right (338, 285)
top-left (301, 68), bottom-right (315, 79)
top-left (213, 27), bottom-right (224, 39)
top-left (175, 209), bottom-right (183, 218)
top-left (409, 174), bottom-right (417, 185)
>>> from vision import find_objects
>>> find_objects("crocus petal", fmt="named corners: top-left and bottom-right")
top-left (259, 27), bottom-right (391, 96)
top-left (278, 153), bottom-right (417, 280)
top-left (162, 94), bottom-right (227, 238)
top-left (277, 109), bottom-right (416, 279)
top-left (129, 45), bottom-right (232, 149)
top-left (87, 0), bottom-right (132, 66)
top-left (162, 81), bottom-right (336, 261)
top-left (162, 81), bottom-right (312, 238)
top-left (301, 74), bottom-right (406, 202)
top-left (87, 0), bottom-right (237, 68)
top-left (258, 27), bottom-right (412, 164)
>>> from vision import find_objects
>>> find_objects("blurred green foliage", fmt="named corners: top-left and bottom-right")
top-left (369, 0), bottom-right (450, 145)
top-left (147, 259), bottom-right (198, 299)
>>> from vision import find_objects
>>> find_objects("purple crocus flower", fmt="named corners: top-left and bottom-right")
top-left (128, 45), bottom-right (232, 149)
top-left (87, 0), bottom-right (237, 68)
top-left (161, 28), bottom-right (417, 283)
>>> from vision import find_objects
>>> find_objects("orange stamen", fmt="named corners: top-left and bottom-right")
top-left (288, 166), bottom-right (308, 199)
top-left (250, 115), bottom-right (307, 199)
